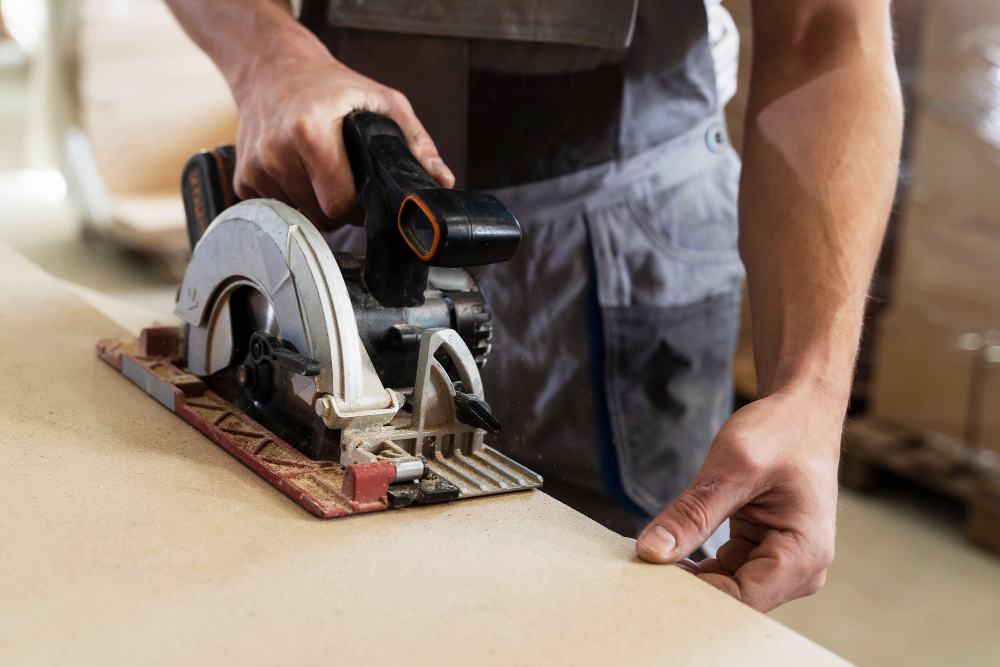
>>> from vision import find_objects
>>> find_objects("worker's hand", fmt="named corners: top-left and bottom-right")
top-left (635, 383), bottom-right (841, 612)
top-left (230, 41), bottom-right (454, 231)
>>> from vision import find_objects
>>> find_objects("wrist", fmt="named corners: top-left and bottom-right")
top-left (750, 303), bottom-right (863, 410)
top-left (756, 352), bottom-right (853, 412)
top-left (226, 6), bottom-right (334, 105)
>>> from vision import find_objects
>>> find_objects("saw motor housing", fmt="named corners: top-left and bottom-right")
top-left (171, 112), bottom-right (541, 510)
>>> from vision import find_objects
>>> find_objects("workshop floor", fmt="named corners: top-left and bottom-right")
top-left (2, 208), bottom-right (998, 667)
top-left (770, 479), bottom-right (1000, 666)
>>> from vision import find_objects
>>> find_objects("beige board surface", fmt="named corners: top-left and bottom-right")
top-left (0, 243), bottom-right (848, 666)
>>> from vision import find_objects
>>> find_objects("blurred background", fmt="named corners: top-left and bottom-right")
top-left (0, 0), bottom-right (235, 325)
top-left (0, 1), bottom-right (998, 664)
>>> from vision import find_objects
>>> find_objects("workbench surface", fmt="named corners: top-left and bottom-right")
top-left (0, 243), bottom-right (850, 666)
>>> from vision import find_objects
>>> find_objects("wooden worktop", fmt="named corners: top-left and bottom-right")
top-left (0, 242), bottom-right (849, 666)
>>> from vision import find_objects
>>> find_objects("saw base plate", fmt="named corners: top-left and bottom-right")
top-left (97, 327), bottom-right (538, 518)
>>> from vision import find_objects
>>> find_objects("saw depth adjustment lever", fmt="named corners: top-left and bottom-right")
top-left (454, 390), bottom-right (502, 435)
top-left (249, 332), bottom-right (321, 376)
top-left (238, 332), bottom-right (321, 402)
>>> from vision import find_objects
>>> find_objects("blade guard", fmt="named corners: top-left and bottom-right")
top-left (176, 200), bottom-right (401, 431)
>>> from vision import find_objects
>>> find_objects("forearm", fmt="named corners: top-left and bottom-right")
top-left (740, 0), bottom-right (903, 404)
top-left (165, 0), bottom-right (451, 225)
top-left (163, 0), bottom-right (332, 103)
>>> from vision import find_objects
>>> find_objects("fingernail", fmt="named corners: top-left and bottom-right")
top-left (640, 525), bottom-right (677, 558)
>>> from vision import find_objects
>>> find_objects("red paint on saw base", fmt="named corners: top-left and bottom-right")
top-left (96, 329), bottom-right (396, 518)
top-left (343, 460), bottom-right (396, 506)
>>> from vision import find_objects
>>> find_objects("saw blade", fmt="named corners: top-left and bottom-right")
top-left (207, 285), bottom-right (339, 461)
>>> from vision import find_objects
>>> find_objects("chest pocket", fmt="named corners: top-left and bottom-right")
top-left (313, 0), bottom-right (640, 49)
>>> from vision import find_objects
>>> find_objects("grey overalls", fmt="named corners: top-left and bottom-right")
top-left (313, 0), bottom-right (745, 538)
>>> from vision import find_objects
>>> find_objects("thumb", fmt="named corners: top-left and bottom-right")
top-left (636, 470), bottom-right (747, 564)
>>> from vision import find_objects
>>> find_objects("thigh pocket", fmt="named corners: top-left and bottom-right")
top-left (601, 286), bottom-right (741, 515)
top-left (587, 153), bottom-right (744, 309)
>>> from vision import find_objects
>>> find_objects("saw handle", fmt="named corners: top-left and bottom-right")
top-left (343, 111), bottom-right (522, 268)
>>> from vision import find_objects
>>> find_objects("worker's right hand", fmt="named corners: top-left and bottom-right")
top-left (229, 39), bottom-right (454, 231)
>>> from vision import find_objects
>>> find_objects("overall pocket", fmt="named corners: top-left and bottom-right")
top-left (600, 291), bottom-right (740, 514)
top-left (587, 142), bottom-right (744, 514)
top-left (586, 151), bottom-right (743, 309)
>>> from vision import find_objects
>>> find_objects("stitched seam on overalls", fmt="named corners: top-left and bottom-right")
top-left (603, 310), bottom-right (663, 515)
top-left (623, 194), bottom-right (742, 264)
top-left (587, 250), bottom-right (648, 517)
top-left (488, 113), bottom-right (727, 221)
top-left (321, 19), bottom-right (633, 48)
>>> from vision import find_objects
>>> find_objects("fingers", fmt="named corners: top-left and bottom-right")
top-left (280, 156), bottom-right (340, 230)
top-left (692, 557), bottom-right (724, 574)
top-left (235, 71), bottom-right (452, 228)
top-left (269, 153), bottom-right (343, 230)
top-left (636, 459), bottom-right (753, 564)
top-left (233, 151), bottom-right (263, 201)
top-left (381, 90), bottom-right (455, 187)
top-left (729, 513), bottom-right (770, 544)
top-left (234, 180), bottom-right (261, 201)
top-left (640, 392), bottom-right (843, 611)
top-left (721, 531), bottom-right (830, 611)
top-left (674, 558), bottom-right (701, 574)
top-left (296, 97), bottom-right (450, 225)
top-left (727, 544), bottom-right (802, 611)
top-left (291, 115), bottom-right (362, 226)
top-left (666, 510), bottom-right (834, 611)
top-left (670, 537), bottom-right (825, 611)
top-left (716, 537), bottom-right (756, 574)
top-left (235, 152), bottom-right (294, 207)
top-left (697, 572), bottom-right (742, 599)
top-left (236, 139), bottom-right (344, 230)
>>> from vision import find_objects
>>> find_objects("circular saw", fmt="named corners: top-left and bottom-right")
top-left (96, 112), bottom-right (542, 517)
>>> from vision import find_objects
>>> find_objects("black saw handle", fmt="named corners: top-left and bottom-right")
top-left (342, 111), bottom-right (521, 307)
top-left (343, 111), bottom-right (521, 268)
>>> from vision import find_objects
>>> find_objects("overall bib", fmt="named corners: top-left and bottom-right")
top-left (312, 0), bottom-right (745, 538)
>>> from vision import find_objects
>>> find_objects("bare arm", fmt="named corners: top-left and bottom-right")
top-left (637, 0), bottom-right (902, 611)
top-left (741, 0), bottom-right (902, 409)
top-left (163, 0), bottom-right (303, 96)
top-left (164, 0), bottom-right (454, 229)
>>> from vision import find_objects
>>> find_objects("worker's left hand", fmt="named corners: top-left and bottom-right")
top-left (634, 382), bottom-right (842, 611)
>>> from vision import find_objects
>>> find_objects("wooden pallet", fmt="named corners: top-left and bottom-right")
top-left (841, 414), bottom-right (1000, 555)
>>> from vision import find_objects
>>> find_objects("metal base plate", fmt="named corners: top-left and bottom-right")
top-left (96, 327), bottom-right (540, 518)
